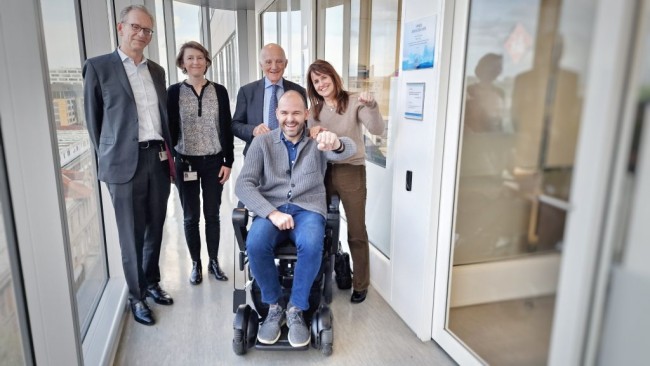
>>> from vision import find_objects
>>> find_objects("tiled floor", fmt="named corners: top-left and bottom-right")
top-left (113, 143), bottom-right (455, 366)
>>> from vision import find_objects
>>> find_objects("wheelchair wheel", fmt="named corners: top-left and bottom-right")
top-left (233, 329), bottom-right (246, 355)
top-left (321, 342), bottom-right (333, 356)
top-left (311, 306), bottom-right (334, 357)
top-left (233, 304), bottom-right (259, 355)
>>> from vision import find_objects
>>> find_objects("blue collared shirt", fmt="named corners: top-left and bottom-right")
top-left (280, 130), bottom-right (307, 170)
top-left (264, 77), bottom-right (285, 126)
top-left (280, 130), bottom-right (306, 200)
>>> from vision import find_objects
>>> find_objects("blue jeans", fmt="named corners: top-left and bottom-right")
top-left (247, 204), bottom-right (325, 311)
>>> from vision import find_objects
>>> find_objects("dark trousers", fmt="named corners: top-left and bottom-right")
top-left (174, 154), bottom-right (225, 261)
top-left (326, 163), bottom-right (370, 291)
top-left (107, 146), bottom-right (171, 300)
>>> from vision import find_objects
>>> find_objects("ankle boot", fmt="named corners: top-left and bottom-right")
top-left (208, 258), bottom-right (228, 281)
top-left (190, 260), bottom-right (202, 285)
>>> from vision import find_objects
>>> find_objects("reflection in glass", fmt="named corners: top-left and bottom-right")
top-left (447, 0), bottom-right (595, 364)
top-left (347, 0), bottom-right (399, 169)
top-left (40, 0), bottom-right (107, 337)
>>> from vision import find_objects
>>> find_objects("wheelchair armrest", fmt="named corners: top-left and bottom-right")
top-left (328, 194), bottom-right (340, 214)
top-left (232, 207), bottom-right (249, 253)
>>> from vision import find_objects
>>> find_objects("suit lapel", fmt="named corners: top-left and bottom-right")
top-left (147, 62), bottom-right (172, 145)
top-left (253, 79), bottom-right (265, 124)
top-left (147, 62), bottom-right (166, 110)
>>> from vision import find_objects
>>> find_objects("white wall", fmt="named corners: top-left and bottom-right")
top-left (389, 0), bottom-right (443, 340)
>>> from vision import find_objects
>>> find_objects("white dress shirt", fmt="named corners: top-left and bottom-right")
top-left (117, 47), bottom-right (163, 142)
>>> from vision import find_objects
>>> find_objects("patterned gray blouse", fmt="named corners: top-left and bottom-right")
top-left (175, 81), bottom-right (222, 156)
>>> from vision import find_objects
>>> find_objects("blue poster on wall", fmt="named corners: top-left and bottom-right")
top-left (402, 15), bottom-right (437, 71)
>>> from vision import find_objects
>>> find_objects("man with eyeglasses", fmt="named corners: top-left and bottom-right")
top-left (232, 43), bottom-right (307, 156)
top-left (83, 5), bottom-right (173, 326)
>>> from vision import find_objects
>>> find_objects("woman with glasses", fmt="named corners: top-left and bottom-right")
top-left (306, 59), bottom-right (385, 304)
top-left (168, 41), bottom-right (234, 285)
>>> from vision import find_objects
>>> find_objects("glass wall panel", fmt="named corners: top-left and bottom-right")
top-left (318, 0), bottom-right (400, 256)
top-left (261, 1), bottom-right (280, 46)
top-left (0, 133), bottom-right (27, 366)
top-left (212, 34), bottom-right (240, 110)
top-left (446, 0), bottom-right (595, 364)
top-left (40, 0), bottom-right (108, 338)
top-left (288, 0), bottom-right (302, 85)
top-left (322, 1), bottom-right (344, 74)
top-left (260, 1), bottom-right (301, 84)
top-left (155, 0), bottom-right (169, 85)
top-left (173, 1), bottom-right (201, 81)
top-left (348, 0), bottom-right (398, 168)
top-left (208, 8), bottom-right (238, 108)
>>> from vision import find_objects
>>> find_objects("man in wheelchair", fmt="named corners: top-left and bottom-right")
top-left (235, 91), bottom-right (356, 347)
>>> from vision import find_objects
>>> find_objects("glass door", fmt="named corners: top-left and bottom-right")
top-left (434, 0), bottom-right (596, 364)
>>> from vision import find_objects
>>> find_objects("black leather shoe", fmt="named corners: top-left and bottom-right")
top-left (208, 258), bottom-right (228, 281)
top-left (190, 260), bottom-right (202, 285)
top-left (146, 283), bottom-right (174, 305)
top-left (130, 300), bottom-right (155, 325)
top-left (351, 289), bottom-right (367, 304)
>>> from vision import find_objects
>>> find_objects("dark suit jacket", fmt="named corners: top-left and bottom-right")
top-left (231, 78), bottom-right (306, 155)
top-left (83, 50), bottom-right (171, 184)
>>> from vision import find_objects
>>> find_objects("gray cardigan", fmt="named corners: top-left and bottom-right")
top-left (235, 128), bottom-right (356, 219)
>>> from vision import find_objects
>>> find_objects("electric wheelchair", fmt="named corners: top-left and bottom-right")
top-left (231, 196), bottom-right (340, 356)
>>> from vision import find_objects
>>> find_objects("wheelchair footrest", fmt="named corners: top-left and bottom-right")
top-left (255, 326), bottom-right (309, 351)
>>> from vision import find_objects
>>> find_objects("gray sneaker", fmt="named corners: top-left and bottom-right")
top-left (257, 304), bottom-right (285, 344)
top-left (286, 305), bottom-right (310, 347)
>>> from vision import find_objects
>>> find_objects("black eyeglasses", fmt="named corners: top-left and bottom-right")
top-left (124, 22), bottom-right (154, 36)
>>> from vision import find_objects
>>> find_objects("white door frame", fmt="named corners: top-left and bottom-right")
top-left (431, 0), bottom-right (637, 364)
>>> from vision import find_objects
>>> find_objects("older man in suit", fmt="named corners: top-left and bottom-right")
top-left (83, 5), bottom-right (173, 326)
top-left (232, 43), bottom-right (307, 156)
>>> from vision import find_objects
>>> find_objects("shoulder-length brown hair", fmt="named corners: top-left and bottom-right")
top-left (306, 59), bottom-right (349, 122)
top-left (176, 41), bottom-right (212, 75)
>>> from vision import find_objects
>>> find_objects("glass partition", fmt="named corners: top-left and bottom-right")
top-left (347, 0), bottom-right (398, 169)
top-left (317, 0), bottom-right (400, 257)
top-left (260, 0), bottom-right (302, 85)
top-left (40, 0), bottom-right (108, 338)
top-left (446, 0), bottom-right (596, 364)
top-left (212, 33), bottom-right (239, 109)
top-left (0, 129), bottom-right (29, 366)
top-left (261, 1), bottom-right (280, 45)
top-left (155, 0), bottom-right (169, 85)
top-left (320, 0), bottom-right (345, 74)
top-left (173, 1), bottom-right (201, 81)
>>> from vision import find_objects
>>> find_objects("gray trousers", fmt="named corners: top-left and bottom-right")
top-left (107, 145), bottom-right (171, 300)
